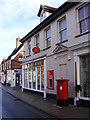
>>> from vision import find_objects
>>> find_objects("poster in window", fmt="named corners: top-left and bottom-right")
top-left (47, 70), bottom-right (54, 90)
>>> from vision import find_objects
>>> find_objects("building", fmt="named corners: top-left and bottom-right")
top-left (0, 57), bottom-right (6, 84)
top-left (1, 36), bottom-right (23, 87)
top-left (20, 2), bottom-right (90, 105)
top-left (0, 64), bottom-right (1, 83)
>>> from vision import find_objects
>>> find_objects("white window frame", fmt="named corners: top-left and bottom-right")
top-left (35, 34), bottom-right (39, 47)
top-left (28, 40), bottom-right (31, 56)
top-left (78, 3), bottom-right (90, 34)
top-left (45, 27), bottom-right (51, 48)
top-left (59, 16), bottom-right (67, 43)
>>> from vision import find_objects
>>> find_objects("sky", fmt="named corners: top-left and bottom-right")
top-left (0, 0), bottom-right (67, 63)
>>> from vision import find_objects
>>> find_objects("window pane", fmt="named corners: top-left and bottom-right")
top-left (35, 35), bottom-right (39, 47)
top-left (86, 18), bottom-right (90, 31)
top-left (79, 7), bottom-right (84, 20)
top-left (80, 20), bottom-right (86, 33)
top-left (37, 67), bottom-right (40, 90)
top-left (49, 76), bottom-right (52, 88)
top-left (85, 3), bottom-right (90, 17)
top-left (33, 66), bottom-right (36, 89)
top-left (60, 18), bottom-right (66, 31)
top-left (46, 28), bottom-right (51, 39)
top-left (41, 65), bottom-right (44, 91)
top-left (29, 67), bottom-right (31, 88)
top-left (61, 30), bottom-right (67, 42)
top-left (48, 39), bottom-right (51, 47)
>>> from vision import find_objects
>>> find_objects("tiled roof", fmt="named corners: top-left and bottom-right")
top-left (7, 43), bottom-right (23, 60)
top-left (20, 2), bottom-right (79, 43)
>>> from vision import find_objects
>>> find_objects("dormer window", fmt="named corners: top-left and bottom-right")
top-left (37, 4), bottom-right (57, 23)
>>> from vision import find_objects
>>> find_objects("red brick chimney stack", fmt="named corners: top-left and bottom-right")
top-left (16, 36), bottom-right (20, 48)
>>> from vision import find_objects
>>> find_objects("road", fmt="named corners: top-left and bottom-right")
top-left (0, 86), bottom-right (53, 119)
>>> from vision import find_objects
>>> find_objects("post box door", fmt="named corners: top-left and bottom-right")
top-left (57, 80), bottom-right (68, 100)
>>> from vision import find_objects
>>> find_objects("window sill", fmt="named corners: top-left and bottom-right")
top-left (75, 31), bottom-right (90, 38)
top-left (43, 46), bottom-right (51, 51)
top-left (56, 40), bottom-right (68, 45)
top-left (26, 55), bottom-right (31, 58)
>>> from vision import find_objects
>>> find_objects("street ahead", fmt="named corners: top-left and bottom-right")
top-left (1, 87), bottom-right (53, 119)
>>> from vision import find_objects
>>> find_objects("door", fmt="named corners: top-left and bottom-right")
top-left (16, 73), bottom-right (20, 86)
top-left (80, 55), bottom-right (90, 97)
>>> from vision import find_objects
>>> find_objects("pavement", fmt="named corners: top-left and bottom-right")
top-left (1, 84), bottom-right (89, 118)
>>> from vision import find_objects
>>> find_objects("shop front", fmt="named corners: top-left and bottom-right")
top-left (74, 53), bottom-right (90, 102)
top-left (22, 58), bottom-right (47, 98)
top-left (79, 55), bottom-right (90, 99)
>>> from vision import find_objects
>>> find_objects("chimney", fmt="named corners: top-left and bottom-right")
top-left (16, 36), bottom-right (20, 48)
top-left (2, 57), bottom-right (6, 61)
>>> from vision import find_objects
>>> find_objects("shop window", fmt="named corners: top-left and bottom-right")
top-left (29, 66), bottom-right (31, 88)
top-left (32, 64), bottom-right (36, 89)
top-left (80, 55), bottom-right (90, 97)
top-left (41, 65), bottom-right (44, 90)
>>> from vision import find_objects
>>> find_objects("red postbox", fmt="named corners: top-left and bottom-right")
top-left (56, 79), bottom-right (69, 106)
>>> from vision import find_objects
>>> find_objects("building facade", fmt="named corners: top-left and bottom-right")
top-left (1, 36), bottom-right (23, 87)
top-left (20, 2), bottom-right (90, 103)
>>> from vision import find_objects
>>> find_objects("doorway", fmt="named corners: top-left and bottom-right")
top-left (15, 73), bottom-right (21, 86)
top-left (80, 55), bottom-right (90, 97)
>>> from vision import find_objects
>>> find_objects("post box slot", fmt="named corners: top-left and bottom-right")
top-left (60, 81), bottom-right (64, 83)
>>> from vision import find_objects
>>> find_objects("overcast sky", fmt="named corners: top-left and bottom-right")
top-left (0, 0), bottom-right (67, 62)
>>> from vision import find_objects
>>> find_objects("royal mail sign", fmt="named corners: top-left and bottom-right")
top-left (32, 47), bottom-right (40, 53)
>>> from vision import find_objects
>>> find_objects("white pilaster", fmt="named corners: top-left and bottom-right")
top-left (14, 71), bottom-right (16, 87)
top-left (36, 67), bottom-right (38, 90)
top-left (40, 66), bottom-right (42, 91)
top-left (22, 65), bottom-right (24, 92)
top-left (27, 64), bottom-right (30, 88)
top-left (31, 64), bottom-right (33, 89)
top-left (77, 56), bottom-right (80, 85)
top-left (44, 57), bottom-right (47, 99)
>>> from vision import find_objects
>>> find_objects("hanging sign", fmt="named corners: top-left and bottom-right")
top-left (18, 56), bottom-right (23, 61)
top-left (32, 47), bottom-right (40, 53)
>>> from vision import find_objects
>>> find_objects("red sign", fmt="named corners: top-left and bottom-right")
top-left (32, 47), bottom-right (40, 53)
top-left (47, 70), bottom-right (54, 90)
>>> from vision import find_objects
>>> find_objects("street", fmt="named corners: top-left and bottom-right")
top-left (1, 87), bottom-right (53, 119)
